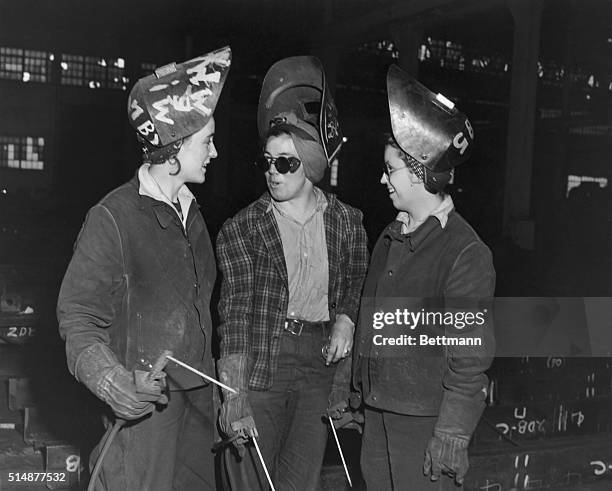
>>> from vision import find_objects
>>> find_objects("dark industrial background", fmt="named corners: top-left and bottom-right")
top-left (1, 0), bottom-right (612, 489)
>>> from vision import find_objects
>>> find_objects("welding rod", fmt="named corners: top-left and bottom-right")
top-left (166, 355), bottom-right (237, 394)
top-left (328, 416), bottom-right (352, 487)
top-left (252, 435), bottom-right (276, 491)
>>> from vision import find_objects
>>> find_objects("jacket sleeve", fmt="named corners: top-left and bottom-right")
top-left (57, 204), bottom-right (125, 376)
top-left (336, 208), bottom-right (369, 324)
top-left (436, 241), bottom-right (496, 439)
top-left (216, 217), bottom-right (254, 358)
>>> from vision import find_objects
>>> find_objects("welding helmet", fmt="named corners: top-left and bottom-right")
top-left (258, 55), bottom-right (343, 163)
top-left (387, 64), bottom-right (474, 192)
top-left (127, 46), bottom-right (231, 162)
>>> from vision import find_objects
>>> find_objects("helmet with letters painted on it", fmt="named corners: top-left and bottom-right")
top-left (257, 55), bottom-right (343, 163)
top-left (127, 46), bottom-right (231, 164)
top-left (386, 64), bottom-right (474, 192)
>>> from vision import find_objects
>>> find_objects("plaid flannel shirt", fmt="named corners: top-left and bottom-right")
top-left (217, 190), bottom-right (369, 390)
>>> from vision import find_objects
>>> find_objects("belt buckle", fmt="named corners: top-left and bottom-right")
top-left (284, 319), bottom-right (303, 336)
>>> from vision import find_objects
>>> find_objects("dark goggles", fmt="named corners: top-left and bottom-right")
top-left (254, 155), bottom-right (302, 174)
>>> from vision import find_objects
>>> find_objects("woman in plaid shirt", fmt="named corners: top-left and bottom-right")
top-left (216, 56), bottom-right (368, 491)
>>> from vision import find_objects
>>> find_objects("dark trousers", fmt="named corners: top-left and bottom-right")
top-left (223, 326), bottom-right (335, 491)
top-left (90, 384), bottom-right (215, 491)
top-left (361, 406), bottom-right (455, 491)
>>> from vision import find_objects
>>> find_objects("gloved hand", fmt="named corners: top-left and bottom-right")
top-left (326, 360), bottom-right (364, 432)
top-left (134, 369), bottom-right (168, 406)
top-left (218, 354), bottom-right (258, 458)
top-left (423, 431), bottom-right (469, 486)
top-left (424, 386), bottom-right (485, 485)
top-left (74, 343), bottom-right (166, 420)
top-left (327, 403), bottom-right (364, 433)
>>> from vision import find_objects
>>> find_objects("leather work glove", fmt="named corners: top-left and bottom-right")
top-left (74, 343), bottom-right (167, 420)
top-left (325, 358), bottom-right (363, 433)
top-left (326, 402), bottom-right (364, 433)
top-left (424, 385), bottom-right (487, 485)
top-left (134, 369), bottom-right (168, 406)
top-left (218, 354), bottom-right (258, 458)
top-left (423, 430), bottom-right (469, 485)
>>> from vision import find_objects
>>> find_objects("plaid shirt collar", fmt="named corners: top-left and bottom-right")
top-left (266, 186), bottom-right (328, 222)
top-left (259, 187), bottom-right (334, 216)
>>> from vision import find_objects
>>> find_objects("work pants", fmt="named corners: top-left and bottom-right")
top-left (361, 406), bottom-right (455, 490)
top-left (90, 384), bottom-right (215, 491)
top-left (223, 325), bottom-right (335, 491)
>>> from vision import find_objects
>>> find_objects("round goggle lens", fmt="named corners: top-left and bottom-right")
top-left (255, 155), bottom-right (302, 174)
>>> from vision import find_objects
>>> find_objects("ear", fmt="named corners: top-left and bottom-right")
top-left (173, 138), bottom-right (185, 151)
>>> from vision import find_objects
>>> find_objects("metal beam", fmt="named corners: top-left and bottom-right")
top-left (311, 0), bottom-right (505, 48)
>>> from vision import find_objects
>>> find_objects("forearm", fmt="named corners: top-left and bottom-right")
top-left (438, 240), bottom-right (495, 437)
top-left (57, 205), bottom-right (123, 375)
top-left (216, 218), bottom-right (255, 358)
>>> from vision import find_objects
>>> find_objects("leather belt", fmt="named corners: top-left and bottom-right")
top-left (283, 318), bottom-right (328, 336)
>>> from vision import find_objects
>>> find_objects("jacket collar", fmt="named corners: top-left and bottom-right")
top-left (137, 164), bottom-right (195, 229)
top-left (254, 188), bottom-right (338, 216)
top-left (385, 210), bottom-right (454, 251)
top-left (395, 194), bottom-right (454, 234)
top-left (266, 186), bottom-right (328, 220)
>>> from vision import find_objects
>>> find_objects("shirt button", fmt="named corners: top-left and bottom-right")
top-left (372, 395), bottom-right (377, 401)
top-left (388, 270), bottom-right (394, 276)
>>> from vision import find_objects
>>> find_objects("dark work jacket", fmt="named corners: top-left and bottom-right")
top-left (57, 174), bottom-right (216, 389)
top-left (353, 210), bottom-right (495, 436)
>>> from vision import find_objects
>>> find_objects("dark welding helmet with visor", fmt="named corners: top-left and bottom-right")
top-left (387, 64), bottom-right (474, 192)
top-left (258, 56), bottom-right (344, 163)
top-left (127, 46), bottom-right (231, 164)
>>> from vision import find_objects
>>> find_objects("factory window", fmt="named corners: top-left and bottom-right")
top-left (107, 57), bottom-right (129, 90)
top-left (0, 47), bottom-right (22, 80)
top-left (0, 136), bottom-right (45, 171)
top-left (0, 47), bottom-right (53, 82)
top-left (358, 40), bottom-right (398, 60)
top-left (61, 54), bottom-right (85, 86)
top-left (62, 54), bottom-right (128, 89)
top-left (416, 38), bottom-right (515, 76)
top-left (24, 50), bottom-right (53, 82)
top-left (83, 56), bottom-right (107, 89)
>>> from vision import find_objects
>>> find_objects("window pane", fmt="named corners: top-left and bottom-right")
top-left (0, 135), bottom-right (45, 171)
top-left (84, 56), bottom-right (106, 89)
top-left (24, 49), bottom-right (53, 83)
top-left (108, 57), bottom-right (128, 90)
top-left (61, 54), bottom-right (85, 86)
top-left (0, 47), bottom-right (23, 80)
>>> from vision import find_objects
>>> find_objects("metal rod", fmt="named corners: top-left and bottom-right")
top-left (252, 436), bottom-right (276, 491)
top-left (166, 355), bottom-right (237, 394)
top-left (328, 416), bottom-right (352, 487)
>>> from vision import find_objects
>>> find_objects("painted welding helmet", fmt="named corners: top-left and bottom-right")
top-left (387, 64), bottom-right (474, 191)
top-left (257, 55), bottom-right (343, 163)
top-left (127, 46), bottom-right (231, 153)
